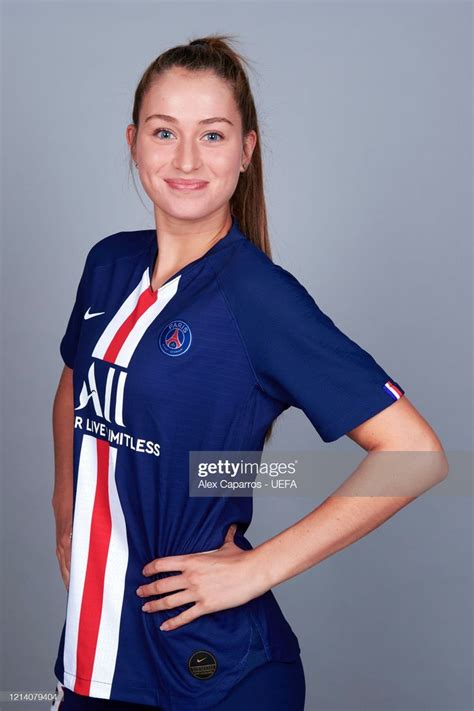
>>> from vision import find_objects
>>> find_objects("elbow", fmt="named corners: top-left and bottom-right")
top-left (406, 434), bottom-right (450, 486)
top-left (372, 431), bottom-right (450, 494)
top-left (413, 432), bottom-right (449, 479)
top-left (383, 411), bottom-right (449, 479)
top-left (432, 447), bottom-right (450, 481)
top-left (412, 434), bottom-right (449, 481)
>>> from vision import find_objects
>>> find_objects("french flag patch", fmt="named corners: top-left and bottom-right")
top-left (383, 381), bottom-right (403, 400)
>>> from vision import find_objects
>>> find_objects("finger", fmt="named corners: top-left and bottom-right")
top-left (142, 591), bottom-right (197, 613)
top-left (142, 555), bottom-right (188, 577)
top-left (57, 542), bottom-right (71, 571)
top-left (137, 573), bottom-right (187, 598)
top-left (59, 558), bottom-right (69, 590)
top-left (159, 603), bottom-right (206, 631)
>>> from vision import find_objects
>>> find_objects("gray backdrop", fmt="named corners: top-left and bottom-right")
top-left (1, 1), bottom-right (472, 710)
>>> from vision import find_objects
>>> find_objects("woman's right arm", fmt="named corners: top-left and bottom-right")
top-left (51, 364), bottom-right (75, 591)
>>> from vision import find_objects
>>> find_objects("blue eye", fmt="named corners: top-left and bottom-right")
top-left (152, 128), bottom-right (224, 142)
top-left (153, 128), bottom-right (174, 140)
top-left (203, 132), bottom-right (223, 142)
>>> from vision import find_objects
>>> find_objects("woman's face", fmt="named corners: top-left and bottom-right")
top-left (127, 67), bottom-right (256, 222)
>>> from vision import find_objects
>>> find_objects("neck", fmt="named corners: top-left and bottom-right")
top-left (150, 209), bottom-right (233, 291)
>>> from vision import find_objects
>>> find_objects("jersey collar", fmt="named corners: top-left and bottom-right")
top-left (146, 215), bottom-right (245, 292)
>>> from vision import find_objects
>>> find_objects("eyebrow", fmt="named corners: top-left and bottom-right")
top-left (144, 113), bottom-right (234, 126)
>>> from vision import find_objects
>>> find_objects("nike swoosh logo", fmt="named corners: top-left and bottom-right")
top-left (84, 307), bottom-right (105, 320)
top-left (196, 657), bottom-right (207, 663)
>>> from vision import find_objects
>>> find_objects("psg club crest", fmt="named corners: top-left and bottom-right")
top-left (159, 320), bottom-right (192, 356)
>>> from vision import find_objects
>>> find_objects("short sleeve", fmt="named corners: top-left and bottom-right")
top-left (59, 250), bottom-right (92, 369)
top-left (219, 256), bottom-right (405, 443)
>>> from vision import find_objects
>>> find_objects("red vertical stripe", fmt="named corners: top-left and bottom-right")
top-left (103, 288), bottom-right (157, 363)
top-left (74, 438), bottom-right (112, 695)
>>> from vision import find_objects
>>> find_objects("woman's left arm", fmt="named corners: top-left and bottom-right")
top-left (139, 396), bottom-right (448, 631)
top-left (247, 395), bottom-right (448, 591)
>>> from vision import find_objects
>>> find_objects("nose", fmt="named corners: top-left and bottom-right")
top-left (172, 136), bottom-right (202, 173)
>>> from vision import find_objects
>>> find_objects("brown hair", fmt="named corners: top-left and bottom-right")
top-left (129, 34), bottom-right (277, 442)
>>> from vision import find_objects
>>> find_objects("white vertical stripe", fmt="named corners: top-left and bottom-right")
top-left (63, 435), bottom-right (97, 689)
top-left (89, 446), bottom-right (129, 698)
top-left (91, 268), bottom-right (150, 360)
top-left (114, 275), bottom-right (181, 368)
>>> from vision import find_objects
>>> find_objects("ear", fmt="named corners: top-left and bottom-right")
top-left (126, 124), bottom-right (137, 160)
top-left (242, 129), bottom-right (257, 166)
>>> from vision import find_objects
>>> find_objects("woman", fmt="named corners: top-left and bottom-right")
top-left (51, 35), bottom-right (446, 711)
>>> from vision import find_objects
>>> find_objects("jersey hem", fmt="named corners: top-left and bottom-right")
top-left (53, 671), bottom-right (166, 708)
top-left (54, 637), bottom-right (301, 710)
top-left (167, 638), bottom-right (301, 709)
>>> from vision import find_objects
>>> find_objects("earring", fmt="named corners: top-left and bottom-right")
top-left (241, 163), bottom-right (247, 171)
top-left (135, 161), bottom-right (138, 168)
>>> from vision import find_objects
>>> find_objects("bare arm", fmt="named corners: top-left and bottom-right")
top-left (51, 364), bottom-right (75, 590)
top-left (249, 396), bottom-right (449, 589)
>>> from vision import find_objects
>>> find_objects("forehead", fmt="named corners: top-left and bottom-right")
top-left (141, 68), bottom-right (238, 123)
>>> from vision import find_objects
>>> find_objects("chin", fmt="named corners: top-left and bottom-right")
top-left (156, 201), bottom-right (218, 222)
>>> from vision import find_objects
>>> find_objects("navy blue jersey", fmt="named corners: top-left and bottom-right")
top-left (53, 216), bottom-right (404, 709)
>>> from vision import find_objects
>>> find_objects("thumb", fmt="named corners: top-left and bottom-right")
top-left (224, 523), bottom-right (238, 542)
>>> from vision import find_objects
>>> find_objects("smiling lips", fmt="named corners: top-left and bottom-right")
top-left (164, 178), bottom-right (209, 190)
